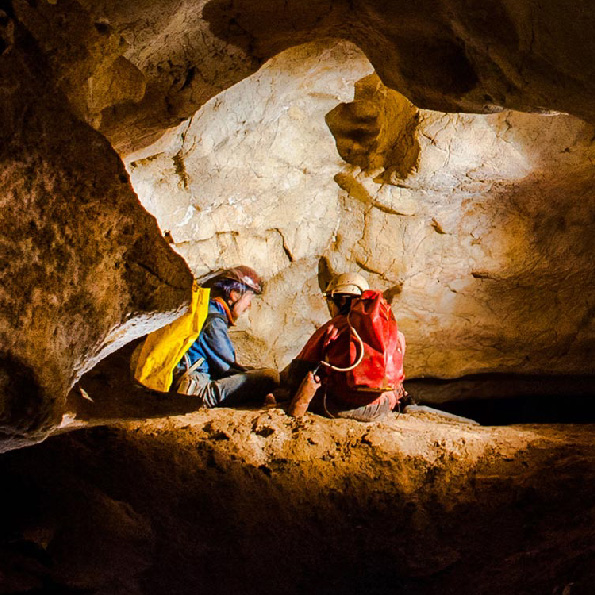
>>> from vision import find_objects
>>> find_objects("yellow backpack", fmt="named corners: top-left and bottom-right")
top-left (132, 282), bottom-right (211, 392)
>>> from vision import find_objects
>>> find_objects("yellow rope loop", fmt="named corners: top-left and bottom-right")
top-left (319, 315), bottom-right (365, 372)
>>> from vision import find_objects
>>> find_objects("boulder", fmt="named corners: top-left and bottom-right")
top-left (0, 10), bottom-right (192, 450)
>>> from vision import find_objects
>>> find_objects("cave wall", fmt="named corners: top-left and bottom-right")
top-left (0, 6), bottom-right (192, 450)
top-left (1, 3), bottom-right (594, 590)
top-left (127, 41), bottom-right (595, 378)
top-left (2, 0), bottom-right (595, 447)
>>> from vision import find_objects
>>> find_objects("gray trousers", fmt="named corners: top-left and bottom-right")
top-left (174, 368), bottom-right (279, 409)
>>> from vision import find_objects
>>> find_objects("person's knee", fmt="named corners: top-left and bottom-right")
top-left (262, 368), bottom-right (280, 384)
top-left (252, 368), bottom-right (280, 391)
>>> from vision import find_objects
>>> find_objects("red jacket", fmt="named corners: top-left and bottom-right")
top-left (296, 293), bottom-right (405, 408)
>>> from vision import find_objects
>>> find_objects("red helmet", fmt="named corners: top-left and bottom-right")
top-left (200, 266), bottom-right (263, 294)
top-left (229, 265), bottom-right (264, 294)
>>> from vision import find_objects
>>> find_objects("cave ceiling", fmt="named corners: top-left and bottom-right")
top-left (9, 0), bottom-right (595, 154)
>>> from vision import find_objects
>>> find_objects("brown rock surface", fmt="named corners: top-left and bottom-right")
top-left (0, 407), bottom-right (593, 594)
top-left (326, 73), bottom-right (420, 177)
top-left (0, 10), bottom-right (192, 450)
top-left (7, 1), bottom-right (595, 154)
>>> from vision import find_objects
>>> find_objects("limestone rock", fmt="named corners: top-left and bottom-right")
top-left (3, 1), bottom-right (595, 447)
top-left (203, 0), bottom-right (595, 123)
top-left (0, 13), bottom-right (192, 450)
top-left (128, 41), bottom-right (595, 379)
top-left (326, 73), bottom-right (420, 177)
top-left (126, 39), bottom-right (373, 283)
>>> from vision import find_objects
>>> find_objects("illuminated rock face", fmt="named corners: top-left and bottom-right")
top-left (128, 42), bottom-right (595, 378)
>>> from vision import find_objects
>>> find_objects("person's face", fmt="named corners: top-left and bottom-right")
top-left (326, 296), bottom-right (339, 317)
top-left (230, 290), bottom-right (253, 320)
top-left (326, 294), bottom-right (354, 317)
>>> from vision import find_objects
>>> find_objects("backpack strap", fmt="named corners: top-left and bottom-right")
top-left (179, 312), bottom-right (227, 373)
top-left (205, 312), bottom-right (229, 327)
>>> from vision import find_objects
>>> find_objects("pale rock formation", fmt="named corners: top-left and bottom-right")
top-left (128, 41), bottom-right (595, 378)
top-left (127, 42), bottom-right (372, 271)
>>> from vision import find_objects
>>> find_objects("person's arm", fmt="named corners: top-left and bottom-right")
top-left (287, 370), bottom-right (322, 417)
top-left (397, 330), bottom-right (406, 357)
top-left (281, 359), bottom-right (317, 394)
top-left (281, 320), bottom-right (341, 393)
top-left (200, 317), bottom-right (244, 377)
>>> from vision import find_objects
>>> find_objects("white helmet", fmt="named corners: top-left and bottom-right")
top-left (324, 272), bottom-right (369, 297)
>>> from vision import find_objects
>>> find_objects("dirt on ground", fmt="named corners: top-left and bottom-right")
top-left (1, 402), bottom-right (594, 595)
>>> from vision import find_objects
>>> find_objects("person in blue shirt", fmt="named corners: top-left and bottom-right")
top-left (173, 266), bottom-right (279, 408)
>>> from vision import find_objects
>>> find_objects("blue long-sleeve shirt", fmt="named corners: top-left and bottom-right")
top-left (180, 300), bottom-right (243, 380)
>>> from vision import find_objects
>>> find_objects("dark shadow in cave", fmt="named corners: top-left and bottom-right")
top-left (430, 394), bottom-right (595, 426)
top-left (406, 374), bottom-right (595, 425)
top-left (67, 340), bottom-right (205, 425)
top-left (1, 415), bottom-right (594, 595)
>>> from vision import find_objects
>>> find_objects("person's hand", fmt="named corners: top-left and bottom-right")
top-left (323, 326), bottom-right (339, 346)
top-left (287, 371), bottom-right (321, 417)
top-left (308, 370), bottom-right (322, 388)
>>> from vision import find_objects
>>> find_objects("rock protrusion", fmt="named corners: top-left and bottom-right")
top-left (0, 13), bottom-right (192, 451)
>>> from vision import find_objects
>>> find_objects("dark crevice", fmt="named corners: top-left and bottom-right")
top-left (406, 374), bottom-right (595, 425)
top-left (430, 394), bottom-right (595, 426)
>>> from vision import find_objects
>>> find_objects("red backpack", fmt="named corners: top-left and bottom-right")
top-left (320, 291), bottom-right (404, 397)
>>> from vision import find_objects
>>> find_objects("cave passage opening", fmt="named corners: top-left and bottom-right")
top-left (119, 40), bottom-right (595, 430)
top-left (405, 374), bottom-right (595, 425)
top-left (432, 393), bottom-right (595, 425)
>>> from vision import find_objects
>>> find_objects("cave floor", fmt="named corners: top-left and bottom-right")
top-left (1, 406), bottom-right (594, 595)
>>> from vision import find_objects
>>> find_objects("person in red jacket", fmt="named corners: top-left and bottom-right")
top-left (281, 273), bottom-right (406, 422)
